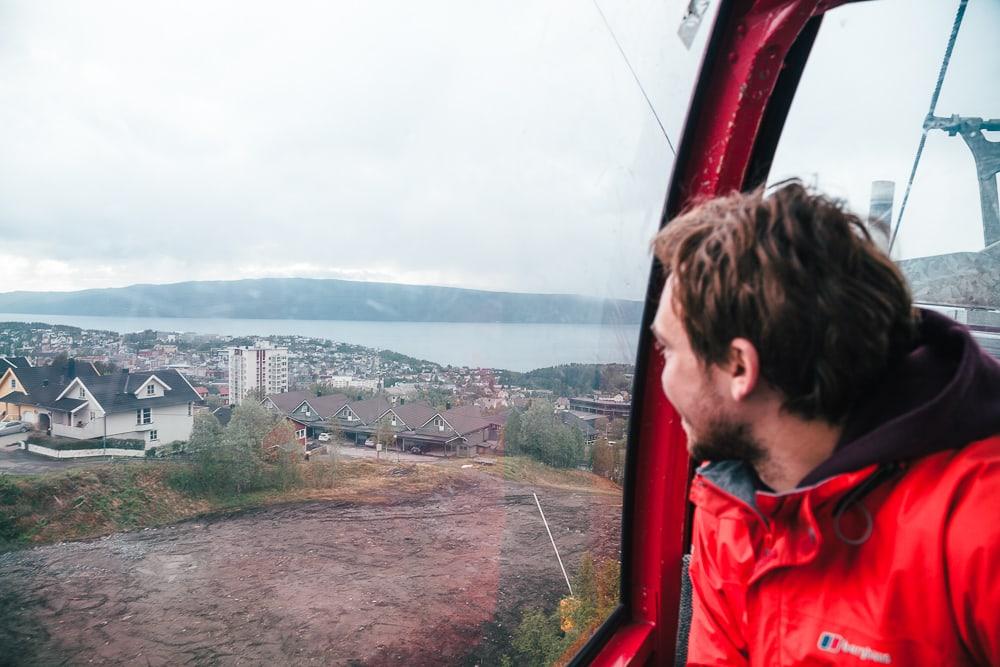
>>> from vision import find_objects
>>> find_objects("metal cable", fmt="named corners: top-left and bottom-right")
top-left (590, 0), bottom-right (677, 155)
top-left (889, 0), bottom-right (969, 253)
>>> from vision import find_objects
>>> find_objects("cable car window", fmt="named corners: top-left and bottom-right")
top-left (769, 0), bottom-right (1000, 356)
top-left (0, 0), bottom-right (717, 663)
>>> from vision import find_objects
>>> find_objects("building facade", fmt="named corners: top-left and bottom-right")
top-left (228, 342), bottom-right (288, 405)
top-left (0, 362), bottom-right (201, 450)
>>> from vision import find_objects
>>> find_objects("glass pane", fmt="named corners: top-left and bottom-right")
top-left (769, 0), bottom-right (1000, 353)
top-left (0, 0), bottom-right (717, 663)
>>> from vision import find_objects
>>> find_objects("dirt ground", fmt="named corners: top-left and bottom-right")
top-left (0, 470), bottom-right (621, 666)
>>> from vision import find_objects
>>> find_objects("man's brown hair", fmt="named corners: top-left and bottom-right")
top-left (653, 181), bottom-right (917, 424)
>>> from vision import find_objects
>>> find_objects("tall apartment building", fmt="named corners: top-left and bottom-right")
top-left (228, 342), bottom-right (289, 405)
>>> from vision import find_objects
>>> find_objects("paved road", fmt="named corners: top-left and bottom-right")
top-left (0, 435), bottom-right (115, 475)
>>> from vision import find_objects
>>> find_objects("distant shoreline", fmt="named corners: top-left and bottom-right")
top-left (0, 314), bottom-right (640, 372)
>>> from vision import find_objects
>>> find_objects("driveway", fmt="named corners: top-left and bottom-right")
top-left (325, 443), bottom-right (441, 464)
top-left (0, 435), bottom-right (113, 476)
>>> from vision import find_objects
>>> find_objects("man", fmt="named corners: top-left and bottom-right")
top-left (650, 182), bottom-right (1000, 666)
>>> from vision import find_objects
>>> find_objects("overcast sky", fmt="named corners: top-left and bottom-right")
top-left (0, 0), bottom-right (996, 300)
top-left (769, 0), bottom-right (1000, 261)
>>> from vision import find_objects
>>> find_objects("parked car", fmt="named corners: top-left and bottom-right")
top-left (318, 432), bottom-right (331, 442)
top-left (363, 438), bottom-right (375, 447)
top-left (0, 421), bottom-right (30, 436)
top-left (409, 445), bottom-right (425, 455)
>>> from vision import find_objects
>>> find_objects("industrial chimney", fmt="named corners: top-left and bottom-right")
top-left (867, 180), bottom-right (895, 255)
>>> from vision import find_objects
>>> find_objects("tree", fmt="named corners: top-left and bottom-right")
top-left (220, 402), bottom-right (280, 493)
top-left (93, 360), bottom-right (119, 375)
top-left (375, 419), bottom-right (395, 459)
top-left (515, 400), bottom-right (585, 469)
top-left (204, 395), bottom-right (226, 410)
top-left (591, 435), bottom-right (616, 482)
top-left (49, 352), bottom-right (68, 369)
top-left (174, 412), bottom-right (231, 495)
top-left (321, 424), bottom-right (340, 488)
top-left (307, 382), bottom-right (336, 397)
top-left (549, 426), bottom-right (584, 469)
top-left (261, 420), bottom-right (302, 490)
top-left (504, 409), bottom-right (524, 454)
top-left (325, 417), bottom-right (343, 444)
top-left (598, 365), bottom-right (630, 393)
top-left (417, 386), bottom-right (452, 411)
top-left (243, 386), bottom-right (267, 404)
top-left (262, 420), bottom-right (298, 459)
top-left (605, 418), bottom-right (628, 485)
top-left (188, 412), bottom-right (223, 455)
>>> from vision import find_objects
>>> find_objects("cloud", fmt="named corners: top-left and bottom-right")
top-left (0, 0), bottom-right (699, 301)
top-left (4, 0), bottom-right (991, 305)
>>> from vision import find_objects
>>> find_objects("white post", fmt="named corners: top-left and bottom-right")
top-left (533, 492), bottom-right (573, 596)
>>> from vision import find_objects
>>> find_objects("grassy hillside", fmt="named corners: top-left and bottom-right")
top-left (0, 459), bottom-right (458, 549)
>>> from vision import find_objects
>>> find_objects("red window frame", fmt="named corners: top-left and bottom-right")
top-left (576, 2), bottom-right (856, 663)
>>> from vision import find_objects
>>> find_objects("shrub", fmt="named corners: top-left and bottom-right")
top-left (170, 405), bottom-right (296, 496)
top-left (506, 553), bottom-right (621, 666)
top-left (505, 401), bottom-right (585, 469)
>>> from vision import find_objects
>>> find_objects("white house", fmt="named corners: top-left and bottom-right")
top-left (50, 369), bottom-right (202, 448)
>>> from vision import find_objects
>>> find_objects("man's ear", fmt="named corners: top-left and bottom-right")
top-left (724, 338), bottom-right (760, 402)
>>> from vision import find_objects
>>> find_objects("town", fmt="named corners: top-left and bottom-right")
top-left (0, 323), bottom-right (630, 666)
top-left (0, 321), bottom-right (633, 479)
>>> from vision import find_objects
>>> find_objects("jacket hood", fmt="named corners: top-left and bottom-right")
top-left (799, 308), bottom-right (1000, 486)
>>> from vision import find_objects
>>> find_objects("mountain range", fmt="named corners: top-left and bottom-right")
top-left (0, 278), bottom-right (645, 325)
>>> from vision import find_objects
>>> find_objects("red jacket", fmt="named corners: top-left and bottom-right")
top-left (686, 311), bottom-right (1000, 666)
top-left (687, 436), bottom-right (1000, 666)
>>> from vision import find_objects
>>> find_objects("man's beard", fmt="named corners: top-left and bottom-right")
top-left (688, 417), bottom-right (766, 465)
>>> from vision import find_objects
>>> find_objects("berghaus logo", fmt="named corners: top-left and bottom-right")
top-left (817, 632), bottom-right (892, 664)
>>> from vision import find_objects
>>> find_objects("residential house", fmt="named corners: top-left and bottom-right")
top-left (0, 359), bottom-right (101, 427)
top-left (561, 410), bottom-right (602, 446)
top-left (331, 395), bottom-right (392, 444)
top-left (473, 396), bottom-right (507, 411)
top-left (379, 400), bottom-right (437, 435)
top-left (385, 383), bottom-right (419, 401)
top-left (53, 369), bottom-right (202, 448)
top-left (0, 356), bottom-right (32, 371)
top-left (396, 405), bottom-right (505, 458)
top-left (287, 393), bottom-right (350, 445)
top-left (261, 390), bottom-right (313, 415)
top-left (0, 363), bottom-right (201, 449)
top-left (262, 390), bottom-right (351, 446)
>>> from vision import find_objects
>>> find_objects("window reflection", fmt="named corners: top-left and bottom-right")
top-left (770, 0), bottom-right (1000, 331)
top-left (0, 0), bottom-right (719, 663)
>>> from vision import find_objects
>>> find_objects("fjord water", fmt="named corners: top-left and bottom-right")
top-left (0, 313), bottom-right (640, 371)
